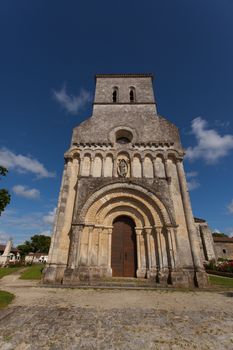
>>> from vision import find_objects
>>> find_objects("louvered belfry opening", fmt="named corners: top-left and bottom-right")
top-left (111, 216), bottom-right (137, 277)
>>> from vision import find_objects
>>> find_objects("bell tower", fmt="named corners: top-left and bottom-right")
top-left (43, 74), bottom-right (208, 288)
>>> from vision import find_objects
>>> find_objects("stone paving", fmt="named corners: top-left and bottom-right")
top-left (0, 272), bottom-right (233, 349)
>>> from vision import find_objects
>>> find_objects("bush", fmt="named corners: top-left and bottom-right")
top-left (217, 260), bottom-right (233, 273)
top-left (204, 260), bottom-right (215, 270)
top-left (8, 261), bottom-right (25, 268)
top-left (204, 259), bottom-right (233, 273)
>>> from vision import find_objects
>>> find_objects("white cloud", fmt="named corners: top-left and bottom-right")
top-left (226, 229), bottom-right (233, 238)
top-left (1, 209), bottom-right (46, 231)
top-left (43, 207), bottom-right (56, 225)
top-left (187, 179), bottom-right (200, 191)
top-left (0, 209), bottom-right (56, 245)
top-left (186, 171), bottom-right (200, 191)
top-left (227, 200), bottom-right (233, 214)
top-left (213, 228), bottom-right (221, 233)
top-left (0, 232), bottom-right (11, 244)
top-left (0, 148), bottom-right (55, 178)
top-left (37, 230), bottom-right (51, 236)
top-left (186, 171), bottom-right (198, 178)
top-left (186, 117), bottom-right (233, 164)
top-left (13, 185), bottom-right (40, 199)
top-left (53, 85), bottom-right (91, 115)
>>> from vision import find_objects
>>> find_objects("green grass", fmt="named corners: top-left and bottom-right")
top-left (0, 290), bottom-right (15, 308)
top-left (208, 274), bottom-right (233, 288)
top-left (0, 267), bottom-right (21, 279)
top-left (20, 264), bottom-right (44, 280)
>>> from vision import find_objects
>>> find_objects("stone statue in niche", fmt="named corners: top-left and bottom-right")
top-left (117, 159), bottom-right (128, 177)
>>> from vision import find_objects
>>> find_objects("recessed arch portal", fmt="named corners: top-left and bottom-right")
top-left (73, 182), bottom-right (175, 279)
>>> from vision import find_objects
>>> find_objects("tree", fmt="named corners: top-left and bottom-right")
top-left (212, 232), bottom-right (228, 238)
top-left (0, 166), bottom-right (11, 216)
top-left (17, 234), bottom-right (51, 256)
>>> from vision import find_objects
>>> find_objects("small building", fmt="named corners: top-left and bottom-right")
top-left (194, 218), bottom-right (216, 263)
top-left (213, 236), bottom-right (233, 260)
top-left (25, 252), bottom-right (48, 264)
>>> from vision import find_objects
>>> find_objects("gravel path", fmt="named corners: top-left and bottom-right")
top-left (0, 271), bottom-right (233, 349)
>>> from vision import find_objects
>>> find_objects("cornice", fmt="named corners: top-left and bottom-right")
top-left (95, 73), bottom-right (154, 80)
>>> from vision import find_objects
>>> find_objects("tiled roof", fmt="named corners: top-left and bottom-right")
top-left (0, 244), bottom-right (19, 253)
top-left (194, 217), bottom-right (206, 223)
top-left (26, 252), bottom-right (47, 257)
top-left (213, 237), bottom-right (233, 243)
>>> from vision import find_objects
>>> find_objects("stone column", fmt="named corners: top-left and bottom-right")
top-left (155, 226), bottom-right (163, 269)
top-left (159, 227), bottom-right (168, 269)
top-left (167, 225), bottom-right (180, 269)
top-left (141, 157), bottom-right (145, 178)
top-left (68, 224), bottom-right (83, 269)
top-left (79, 156), bottom-right (84, 176)
top-left (87, 225), bottom-right (94, 266)
top-left (130, 156), bottom-right (134, 177)
top-left (166, 226), bottom-right (175, 269)
top-left (135, 227), bottom-right (143, 277)
top-left (176, 160), bottom-right (203, 270)
top-left (101, 156), bottom-right (105, 177)
top-left (97, 227), bottom-right (104, 266)
top-left (145, 227), bottom-right (152, 270)
top-left (107, 227), bottom-right (113, 274)
top-left (90, 156), bottom-right (95, 177)
top-left (164, 158), bottom-right (172, 183)
top-left (113, 157), bottom-right (118, 177)
top-left (152, 158), bottom-right (157, 178)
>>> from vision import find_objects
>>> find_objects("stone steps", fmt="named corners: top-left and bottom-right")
top-left (41, 277), bottom-right (175, 290)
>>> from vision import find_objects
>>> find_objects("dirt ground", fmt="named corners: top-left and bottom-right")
top-left (0, 271), bottom-right (233, 350)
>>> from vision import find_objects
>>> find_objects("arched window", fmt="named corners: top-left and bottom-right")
top-left (115, 129), bottom-right (133, 144)
top-left (129, 87), bottom-right (136, 102)
top-left (112, 87), bottom-right (118, 103)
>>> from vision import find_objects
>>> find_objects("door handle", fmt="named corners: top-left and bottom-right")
top-left (125, 252), bottom-right (127, 260)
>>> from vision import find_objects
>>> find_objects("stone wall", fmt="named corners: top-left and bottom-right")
top-left (195, 219), bottom-right (216, 262)
top-left (214, 238), bottom-right (233, 260)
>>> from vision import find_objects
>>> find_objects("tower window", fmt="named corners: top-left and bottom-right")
top-left (115, 129), bottom-right (133, 144)
top-left (129, 87), bottom-right (136, 102)
top-left (112, 87), bottom-right (118, 103)
top-left (223, 249), bottom-right (226, 254)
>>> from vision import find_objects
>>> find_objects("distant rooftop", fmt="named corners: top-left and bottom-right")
top-left (0, 244), bottom-right (18, 253)
top-left (95, 73), bottom-right (154, 80)
top-left (213, 236), bottom-right (233, 243)
top-left (194, 217), bottom-right (206, 223)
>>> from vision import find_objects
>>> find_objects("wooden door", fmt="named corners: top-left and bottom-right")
top-left (111, 216), bottom-right (137, 277)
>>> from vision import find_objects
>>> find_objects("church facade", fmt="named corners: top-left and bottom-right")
top-left (43, 74), bottom-right (209, 288)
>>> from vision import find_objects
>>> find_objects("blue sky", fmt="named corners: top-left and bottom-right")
top-left (0, 0), bottom-right (233, 245)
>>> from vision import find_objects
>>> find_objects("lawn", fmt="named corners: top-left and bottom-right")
top-left (20, 264), bottom-right (44, 280)
top-left (0, 290), bottom-right (15, 308)
top-left (0, 267), bottom-right (22, 279)
top-left (208, 274), bottom-right (233, 288)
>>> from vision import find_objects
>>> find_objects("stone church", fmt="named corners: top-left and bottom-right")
top-left (43, 74), bottom-right (210, 288)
